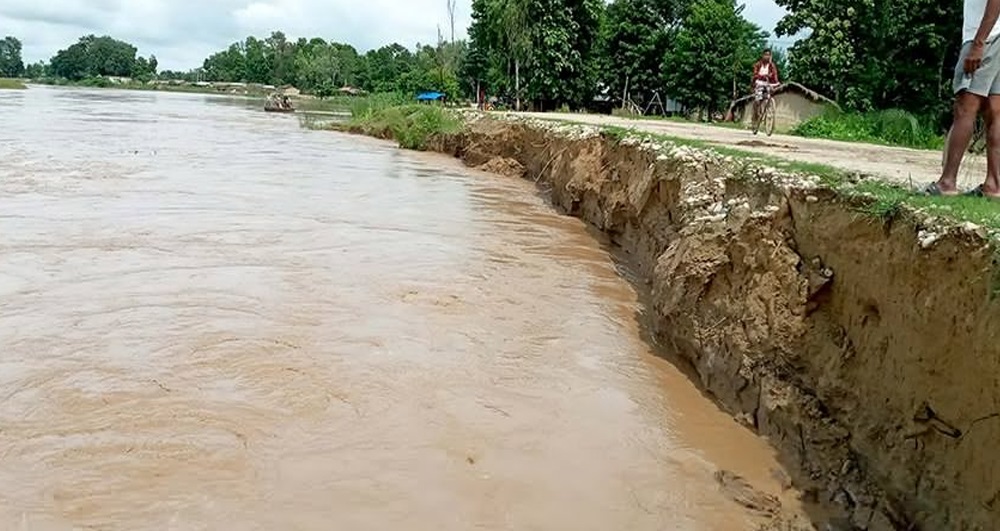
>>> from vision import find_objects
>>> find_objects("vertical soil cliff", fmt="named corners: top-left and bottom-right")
top-left (364, 115), bottom-right (999, 530)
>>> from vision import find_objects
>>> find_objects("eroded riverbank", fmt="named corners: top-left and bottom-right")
top-left (0, 87), bottom-right (813, 530)
top-left (348, 113), bottom-right (1000, 530)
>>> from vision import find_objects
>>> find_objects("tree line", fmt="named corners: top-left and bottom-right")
top-left (194, 32), bottom-right (465, 99)
top-left (0, 0), bottom-right (970, 119)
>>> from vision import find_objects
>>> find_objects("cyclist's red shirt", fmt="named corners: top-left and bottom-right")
top-left (752, 60), bottom-right (779, 84)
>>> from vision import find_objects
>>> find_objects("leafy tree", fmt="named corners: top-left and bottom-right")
top-left (243, 36), bottom-right (271, 84)
top-left (359, 44), bottom-right (416, 93)
top-left (132, 55), bottom-right (158, 81)
top-left (465, 0), bottom-right (504, 97)
top-left (775, 0), bottom-right (960, 113)
top-left (203, 43), bottom-right (247, 82)
top-left (24, 61), bottom-right (47, 79)
top-left (50, 35), bottom-right (138, 80)
top-left (664, 0), bottom-right (766, 119)
top-left (265, 31), bottom-right (295, 85)
top-left (0, 36), bottom-right (25, 77)
top-left (597, 0), bottom-right (688, 108)
top-left (466, 0), bottom-right (604, 110)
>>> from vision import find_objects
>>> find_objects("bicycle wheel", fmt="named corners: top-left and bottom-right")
top-left (764, 98), bottom-right (776, 137)
top-left (970, 115), bottom-right (987, 154)
top-left (750, 102), bottom-right (761, 135)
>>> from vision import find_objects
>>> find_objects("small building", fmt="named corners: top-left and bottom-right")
top-left (281, 85), bottom-right (301, 97)
top-left (727, 82), bottom-right (838, 132)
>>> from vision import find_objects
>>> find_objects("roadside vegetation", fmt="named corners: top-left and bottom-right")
top-left (792, 108), bottom-right (945, 150)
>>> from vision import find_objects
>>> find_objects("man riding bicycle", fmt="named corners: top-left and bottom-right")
top-left (751, 49), bottom-right (780, 120)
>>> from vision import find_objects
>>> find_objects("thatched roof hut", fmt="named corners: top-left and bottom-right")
top-left (727, 82), bottom-right (839, 131)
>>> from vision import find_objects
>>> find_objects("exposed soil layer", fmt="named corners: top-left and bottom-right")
top-left (411, 117), bottom-right (1000, 531)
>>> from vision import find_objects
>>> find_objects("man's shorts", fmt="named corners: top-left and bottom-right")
top-left (953, 37), bottom-right (1000, 96)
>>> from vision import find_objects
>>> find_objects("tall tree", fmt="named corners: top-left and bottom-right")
top-left (202, 42), bottom-right (247, 82)
top-left (24, 61), bottom-right (47, 79)
top-left (0, 36), bottom-right (25, 78)
top-left (467, 0), bottom-right (605, 110)
top-left (597, 0), bottom-right (689, 108)
top-left (50, 35), bottom-right (138, 80)
top-left (775, 0), bottom-right (960, 113)
top-left (664, 0), bottom-right (766, 119)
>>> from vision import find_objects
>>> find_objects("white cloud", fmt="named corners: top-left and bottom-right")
top-left (0, 0), bottom-right (787, 71)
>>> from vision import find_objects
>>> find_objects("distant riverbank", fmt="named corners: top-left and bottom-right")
top-left (19, 78), bottom-right (375, 115)
top-left (0, 78), bottom-right (27, 90)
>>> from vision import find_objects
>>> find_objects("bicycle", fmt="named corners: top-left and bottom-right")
top-left (940, 115), bottom-right (987, 169)
top-left (750, 83), bottom-right (778, 136)
top-left (970, 115), bottom-right (986, 155)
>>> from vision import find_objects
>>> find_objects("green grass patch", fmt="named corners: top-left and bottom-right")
top-left (0, 78), bottom-right (27, 90)
top-left (317, 101), bottom-right (461, 150)
top-left (792, 107), bottom-right (945, 150)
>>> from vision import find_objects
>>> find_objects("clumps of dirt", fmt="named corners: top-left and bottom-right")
top-left (716, 470), bottom-right (782, 516)
top-left (475, 157), bottom-right (526, 178)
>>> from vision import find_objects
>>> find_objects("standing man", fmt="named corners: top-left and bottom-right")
top-left (930, 0), bottom-right (1000, 197)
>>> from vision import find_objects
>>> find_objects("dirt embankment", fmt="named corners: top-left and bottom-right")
top-left (380, 116), bottom-right (999, 530)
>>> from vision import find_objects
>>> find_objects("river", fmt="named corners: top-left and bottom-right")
top-left (0, 87), bottom-right (800, 530)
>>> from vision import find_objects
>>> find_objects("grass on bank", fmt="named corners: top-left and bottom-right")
top-left (306, 96), bottom-right (461, 150)
top-left (0, 78), bottom-right (27, 89)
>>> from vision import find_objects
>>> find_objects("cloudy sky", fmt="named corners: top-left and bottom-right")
top-left (0, 0), bottom-right (788, 71)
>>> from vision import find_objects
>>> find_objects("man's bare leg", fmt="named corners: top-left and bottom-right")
top-left (984, 95), bottom-right (1000, 195)
top-left (939, 92), bottom-right (985, 192)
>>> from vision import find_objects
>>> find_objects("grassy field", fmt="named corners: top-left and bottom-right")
top-left (0, 78), bottom-right (27, 89)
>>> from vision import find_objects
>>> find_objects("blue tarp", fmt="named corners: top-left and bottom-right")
top-left (416, 92), bottom-right (445, 101)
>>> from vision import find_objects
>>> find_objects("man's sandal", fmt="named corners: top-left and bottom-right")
top-left (964, 184), bottom-right (1000, 200)
top-left (923, 182), bottom-right (961, 197)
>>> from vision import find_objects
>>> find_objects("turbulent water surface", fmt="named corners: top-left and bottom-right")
top-left (0, 87), bottom-right (795, 530)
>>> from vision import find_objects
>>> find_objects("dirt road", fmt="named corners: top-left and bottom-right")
top-left (519, 112), bottom-right (987, 190)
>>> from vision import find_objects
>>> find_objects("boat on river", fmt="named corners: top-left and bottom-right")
top-left (264, 93), bottom-right (295, 113)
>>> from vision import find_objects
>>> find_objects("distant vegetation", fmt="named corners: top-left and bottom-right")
top-left (0, 36), bottom-right (24, 78)
top-left (0, 78), bottom-right (27, 90)
top-left (0, 0), bottom-right (974, 149)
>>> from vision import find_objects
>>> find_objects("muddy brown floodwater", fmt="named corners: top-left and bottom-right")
top-left (0, 87), bottom-right (804, 530)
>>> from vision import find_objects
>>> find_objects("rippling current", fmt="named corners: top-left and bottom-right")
top-left (0, 86), bottom-right (796, 530)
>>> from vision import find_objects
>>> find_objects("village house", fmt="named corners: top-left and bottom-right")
top-left (727, 82), bottom-right (837, 132)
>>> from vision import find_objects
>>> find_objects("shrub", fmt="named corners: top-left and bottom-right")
top-left (792, 107), bottom-right (943, 150)
top-left (349, 104), bottom-right (461, 150)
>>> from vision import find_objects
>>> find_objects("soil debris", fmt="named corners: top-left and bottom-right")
top-left (476, 157), bottom-right (526, 178)
top-left (714, 470), bottom-right (782, 517)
